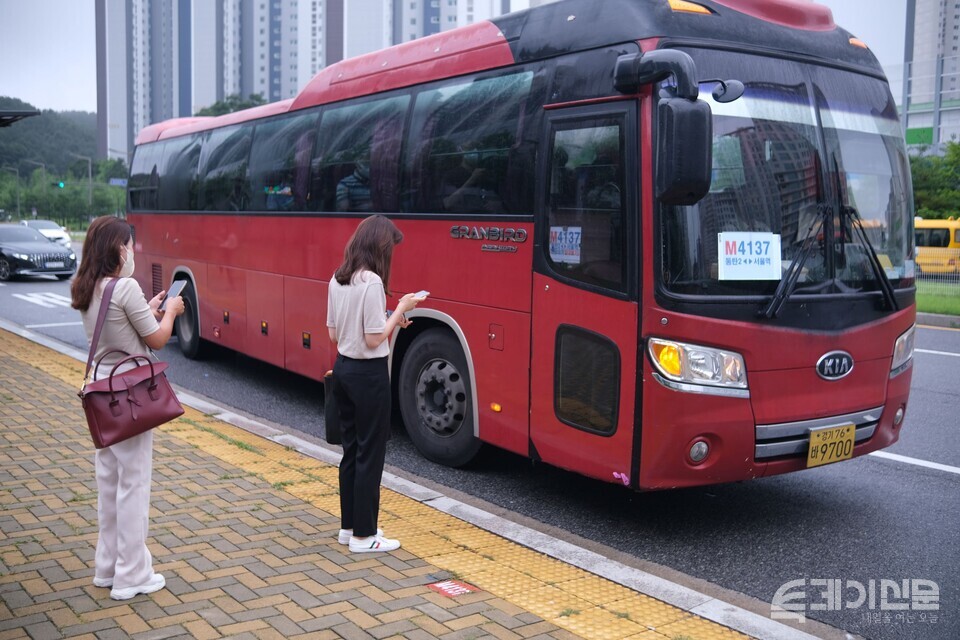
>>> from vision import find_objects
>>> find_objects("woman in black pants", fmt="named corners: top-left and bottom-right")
top-left (326, 215), bottom-right (425, 553)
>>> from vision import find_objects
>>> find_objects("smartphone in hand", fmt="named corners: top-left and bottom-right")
top-left (413, 290), bottom-right (430, 299)
top-left (160, 280), bottom-right (187, 311)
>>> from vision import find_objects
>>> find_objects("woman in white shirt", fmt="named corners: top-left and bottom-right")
top-left (71, 216), bottom-right (184, 600)
top-left (327, 215), bottom-right (424, 552)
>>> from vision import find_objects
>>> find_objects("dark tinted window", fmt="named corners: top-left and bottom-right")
top-left (405, 71), bottom-right (533, 214)
top-left (554, 326), bottom-right (619, 435)
top-left (129, 143), bottom-right (163, 211)
top-left (916, 228), bottom-right (950, 248)
top-left (197, 125), bottom-right (253, 211)
top-left (547, 120), bottom-right (626, 290)
top-left (248, 112), bottom-right (318, 212)
top-left (0, 226), bottom-right (48, 243)
top-left (311, 96), bottom-right (408, 213)
top-left (157, 135), bottom-right (201, 211)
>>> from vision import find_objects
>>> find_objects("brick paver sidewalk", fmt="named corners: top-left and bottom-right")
top-left (0, 328), bottom-right (747, 640)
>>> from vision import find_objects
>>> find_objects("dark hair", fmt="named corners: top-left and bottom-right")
top-left (70, 216), bottom-right (132, 312)
top-left (334, 215), bottom-right (403, 294)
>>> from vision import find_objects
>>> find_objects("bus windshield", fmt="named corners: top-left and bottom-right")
top-left (660, 48), bottom-right (913, 299)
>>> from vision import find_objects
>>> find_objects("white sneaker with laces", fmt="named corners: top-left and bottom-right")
top-left (109, 573), bottom-right (166, 601)
top-left (337, 528), bottom-right (382, 545)
top-left (348, 534), bottom-right (400, 553)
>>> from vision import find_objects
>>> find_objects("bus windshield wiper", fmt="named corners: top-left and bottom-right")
top-left (759, 204), bottom-right (827, 319)
top-left (829, 154), bottom-right (898, 312)
top-left (841, 202), bottom-right (899, 311)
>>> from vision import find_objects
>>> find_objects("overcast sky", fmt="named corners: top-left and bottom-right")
top-left (0, 0), bottom-right (908, 113)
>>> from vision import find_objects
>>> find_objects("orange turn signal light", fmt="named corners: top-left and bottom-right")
top-left (669, 0), bottom-right (712, 15)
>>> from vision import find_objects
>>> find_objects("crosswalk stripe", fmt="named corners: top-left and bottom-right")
top-left (12, 292), bottom-right (74, 309)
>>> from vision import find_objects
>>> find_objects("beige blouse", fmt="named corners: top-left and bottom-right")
top-left (81, 277), bottom-right (160, 381)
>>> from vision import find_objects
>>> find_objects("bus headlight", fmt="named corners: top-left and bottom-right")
top-left (648, 339), bottom-right (747, 389)
top-left (890, 325), bottom-right (915, 377)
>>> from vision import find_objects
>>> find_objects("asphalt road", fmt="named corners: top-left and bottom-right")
top-left (1, 265), bottom-right (957, 640)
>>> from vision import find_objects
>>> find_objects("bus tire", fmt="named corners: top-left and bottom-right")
top-left (399, 328), bottom-right (481, 467)
top-left (175, 279), bottom-right (207, 359)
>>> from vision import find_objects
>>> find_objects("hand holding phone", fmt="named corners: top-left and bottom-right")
top-left (413, 290), bottom-right (430, 299)
top-left (160, 280), bottom-right (187, 311)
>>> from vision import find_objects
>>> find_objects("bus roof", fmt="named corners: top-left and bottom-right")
top-left (915, 218), bottom-right (960, 228)
top-left (135, 0), bottom-right (880, 144)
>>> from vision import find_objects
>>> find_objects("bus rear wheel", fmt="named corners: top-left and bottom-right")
top-left (399, 329), bottom-right (481, 467)
top-left (175, 279), bottom-right (207, 359)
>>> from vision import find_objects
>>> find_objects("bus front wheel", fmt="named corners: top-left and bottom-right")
top-left (399, 329), bottom-right (481, 467)
top-left (175, 279), bottom-right (207, 359)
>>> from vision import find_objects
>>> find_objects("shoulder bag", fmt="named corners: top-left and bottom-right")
top-left (78, 278), bottom-right (184, 448)
top-left (323, 370), bottom-right (342, 445)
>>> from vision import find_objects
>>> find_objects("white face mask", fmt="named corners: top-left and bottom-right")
top-left (119, 246), bottom-right (135, 278)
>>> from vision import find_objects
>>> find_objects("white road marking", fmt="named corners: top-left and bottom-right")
top-left (869, 451), bottom-right (960, 476)
top-left (11, 292), bottom-right (73, 308)
top-left (916, 348), bottom-right (960, 358)
top-left (25, 321), bottom-right (83, 329)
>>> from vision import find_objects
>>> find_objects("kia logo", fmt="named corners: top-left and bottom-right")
top-left (816, 351), bottom-right (854, 381)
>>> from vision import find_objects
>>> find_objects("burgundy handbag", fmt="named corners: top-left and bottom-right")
top-left (78, 278), bottom-right (184, 448)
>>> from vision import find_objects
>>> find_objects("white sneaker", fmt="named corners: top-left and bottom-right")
top-left (337, 528), bottom-right (382, 545)
top-left (92, 576), bottom-right (113, 588)
top-left (348, 534), bottom-right (400, 553)
top-left (110, 573), bottom-right (165, 601)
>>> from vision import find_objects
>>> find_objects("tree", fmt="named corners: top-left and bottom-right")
top-left (910, 142), bottom-right (960, 219)
top-left (195, 93), bottom-right (267, 117)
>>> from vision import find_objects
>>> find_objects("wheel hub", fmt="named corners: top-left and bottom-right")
top-left (415, 359), bottom-right (467, 437)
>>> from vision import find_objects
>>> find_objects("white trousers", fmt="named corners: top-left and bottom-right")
top-left (94, 430), bottom-right (154, 589)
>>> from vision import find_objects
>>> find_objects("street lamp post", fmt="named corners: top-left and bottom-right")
top-left (24, 160), bottom-right (47, 219)
top-left (69, 152), bottom-right (93, 206)
top-left (1, 166), bottom-right (20, 219)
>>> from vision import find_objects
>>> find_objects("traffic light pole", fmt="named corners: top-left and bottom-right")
top-left (69, 152), bottom-right (93, 206)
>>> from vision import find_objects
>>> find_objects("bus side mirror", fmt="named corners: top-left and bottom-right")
top-left (657, 98), bottom-right (713, 205)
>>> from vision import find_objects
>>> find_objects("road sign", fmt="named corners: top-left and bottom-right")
top-left (109, 178), bottom-right (128, 187)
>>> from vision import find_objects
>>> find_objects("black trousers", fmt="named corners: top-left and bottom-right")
top-left (333, 354), bottom-right (390, 538)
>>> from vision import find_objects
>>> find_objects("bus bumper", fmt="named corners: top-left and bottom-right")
top-left (637, 361), bottom-right (913, 491)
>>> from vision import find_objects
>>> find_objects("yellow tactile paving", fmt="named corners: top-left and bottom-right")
top-left (657, 616), bottom-right (755, 639)
top-left (602, 594), bottom-right (692, 629)
top-left (555, 575), bottom-right (638, 606)
top-left (469, 566), bottom-right (552, 596)
top-left (547, 605), bottom-right (652, 640)
top-left (0, 328), bottom-right (753, 640)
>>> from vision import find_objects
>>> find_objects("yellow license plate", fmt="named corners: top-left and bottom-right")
top-left (807, 424), bottom-right (856, 468)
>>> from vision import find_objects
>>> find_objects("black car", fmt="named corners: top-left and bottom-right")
top-left (0, 224), bottom-right (77, 281)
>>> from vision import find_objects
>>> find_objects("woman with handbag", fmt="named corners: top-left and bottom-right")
top-left (327, 215), bottom-right (425, 553)
top-left (71, 216), bottom-right (185, 600)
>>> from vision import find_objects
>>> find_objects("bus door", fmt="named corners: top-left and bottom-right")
top-left (530, 103), bottom-right (641, 485)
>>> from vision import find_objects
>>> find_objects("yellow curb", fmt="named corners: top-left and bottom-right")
top-left (0, 328), bottom-right (752, 640)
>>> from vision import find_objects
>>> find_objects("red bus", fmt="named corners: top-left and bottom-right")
top-left (129, 0), bottom-right (916, 490)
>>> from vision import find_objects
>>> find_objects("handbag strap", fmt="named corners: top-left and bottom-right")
top-left (83, 278), bottom-right (120, 387)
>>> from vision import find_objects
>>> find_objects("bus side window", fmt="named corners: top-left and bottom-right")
top-left (312, 95), bottom-right (408, 213)
top-left (546, 120), bottom-right (627, 291)
top-left (157, 135), bottom-right (201, 212)
top-left (405, 71), bottom-right (534, 214)
top-left (197, 125), bottom-right (253, 212)
top-left (247, 112), bottom-right (318, 212)
top-left (129, 143), bottom-right (163, 211)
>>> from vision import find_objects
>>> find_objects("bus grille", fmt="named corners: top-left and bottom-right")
top-left (755, 407), bottom-right (881, 460)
